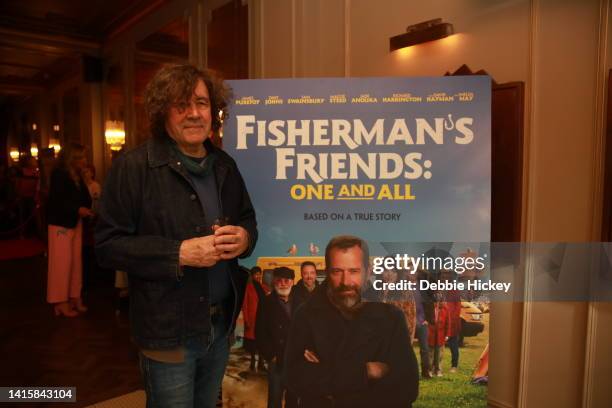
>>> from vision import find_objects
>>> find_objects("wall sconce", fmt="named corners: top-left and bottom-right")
top-left (105, 120), bottom-right (126, 151)
top-left (30, 143), bottom-right (39, 158)
top-left (389, 18), bottom-right (454, 51)
top-left (9, 147), bottom-right (20, 162)
top-left (53, 124), bottom-right (60, 132)
top-left (32, 123), bottom-right (38, 131)
top-left (49, 138), bottom-right (61, 157)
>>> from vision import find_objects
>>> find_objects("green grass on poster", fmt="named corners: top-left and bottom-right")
top-left (413, 314), bottom-right (489, 408)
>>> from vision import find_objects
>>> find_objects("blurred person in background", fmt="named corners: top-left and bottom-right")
top-left (46, 143), bottom-right (93, 317)
top-left (82, 165), bottom-right (101, 213)
top-left (82, 164), bottom-right (102, 293)
top-left (0, 164), bottom-right (18, 232)
top-left (15, 156), bottom-right (40, 237)
top-left (37, 148), bottom-right (57, 241)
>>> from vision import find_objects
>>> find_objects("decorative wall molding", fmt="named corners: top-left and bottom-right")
top-left (589, 0), bottom-right (609, 242)
top-left (344, 0), bottom-right (351, 77)
top-left (517, 0), bottom-right (538, 406)
top-left (247, 0), bottom-right (263, 78)
top-left (583, 3), bottom-right (610, 406)
top-left (260, 0), bottom-right (265, 77)
top-left (291, 0), bottom-right (296, 78)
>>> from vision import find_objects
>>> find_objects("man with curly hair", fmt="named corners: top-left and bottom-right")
top-left (95, 64), bottom-right (257, 408)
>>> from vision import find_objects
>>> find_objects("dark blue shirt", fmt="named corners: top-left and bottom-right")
top-left (185, 154), bottom-right (232, 305)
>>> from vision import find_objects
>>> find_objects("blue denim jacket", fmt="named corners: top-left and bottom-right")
top-left (95, 135), bottom-right (257, 349)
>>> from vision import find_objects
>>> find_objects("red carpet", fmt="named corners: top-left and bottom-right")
top-left (0, 238), bottom-right (46, 261)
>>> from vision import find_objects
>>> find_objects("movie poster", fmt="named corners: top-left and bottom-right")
top-left (225, 77), bottom-right (490, 255)
top-left (223, 76), bottom-right (491, 407)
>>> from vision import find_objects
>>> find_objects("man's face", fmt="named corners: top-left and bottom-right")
top-left (273, 277), bottom-right (293, 298)
top-left (327, 246), bottom-right (364, 310)
top-left (72, 152), bottom-right (87, 171)
top-left (82, 168), bottom-right (92, 182)
top-left (301, 265), bottom-right (317, 289)
top-left (165, 80), bottom-right (212, 149)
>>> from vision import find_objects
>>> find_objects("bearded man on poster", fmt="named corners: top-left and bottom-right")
top-left (95, 64), bottom-right (257, 408)
top-left (256, 267), bottom-right (299, 408)
top-left (284, 235), bottom-right (419, 408)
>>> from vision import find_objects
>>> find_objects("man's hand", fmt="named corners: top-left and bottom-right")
top-left (304, 349), bottom-right (320, 364)
top-left (179, 235), bottom-right (220, 267)
top-left (366, 362), bottom-right (389, 380)
top-left (213, 225), bottom-right (249, 260)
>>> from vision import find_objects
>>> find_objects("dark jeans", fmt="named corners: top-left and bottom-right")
top-left (447, 335), bottom-right (460, 368)
top-left (267, 361), bottom-right (297, 408)
top-left (139, 311), bottom-right (229, 408)
top-left (415, 323), bottom-right (430, 374)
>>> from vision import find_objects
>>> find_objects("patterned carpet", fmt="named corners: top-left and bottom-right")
top-left (0, 237), bottom-right (46, 260)
top-left (0, 255), bottom-right (142, 407)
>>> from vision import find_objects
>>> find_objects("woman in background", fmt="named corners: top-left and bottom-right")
top-left (82, 165), bottom-right (101, 212)
top-left (46, 143), bottom-right (93, 317)
top-left (82, 164), bottom-right (102, 293)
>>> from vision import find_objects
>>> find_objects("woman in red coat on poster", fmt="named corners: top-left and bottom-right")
top-left (242, 266), bottom-right (270, 371)
top-left (445, 289), bottom-right (462, 373)
top-left (427, 299), bottom-right (451, 376)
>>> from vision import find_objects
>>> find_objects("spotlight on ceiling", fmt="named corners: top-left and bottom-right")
top-left (389, 18), bottom-right (454, 52)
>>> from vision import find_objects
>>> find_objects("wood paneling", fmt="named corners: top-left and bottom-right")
top-left (601, 69), bottom-right (612, 241)
top-left (491, 82), bottom-right (524, 242)
top-left (207, 1), bottom-right (248, 80)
